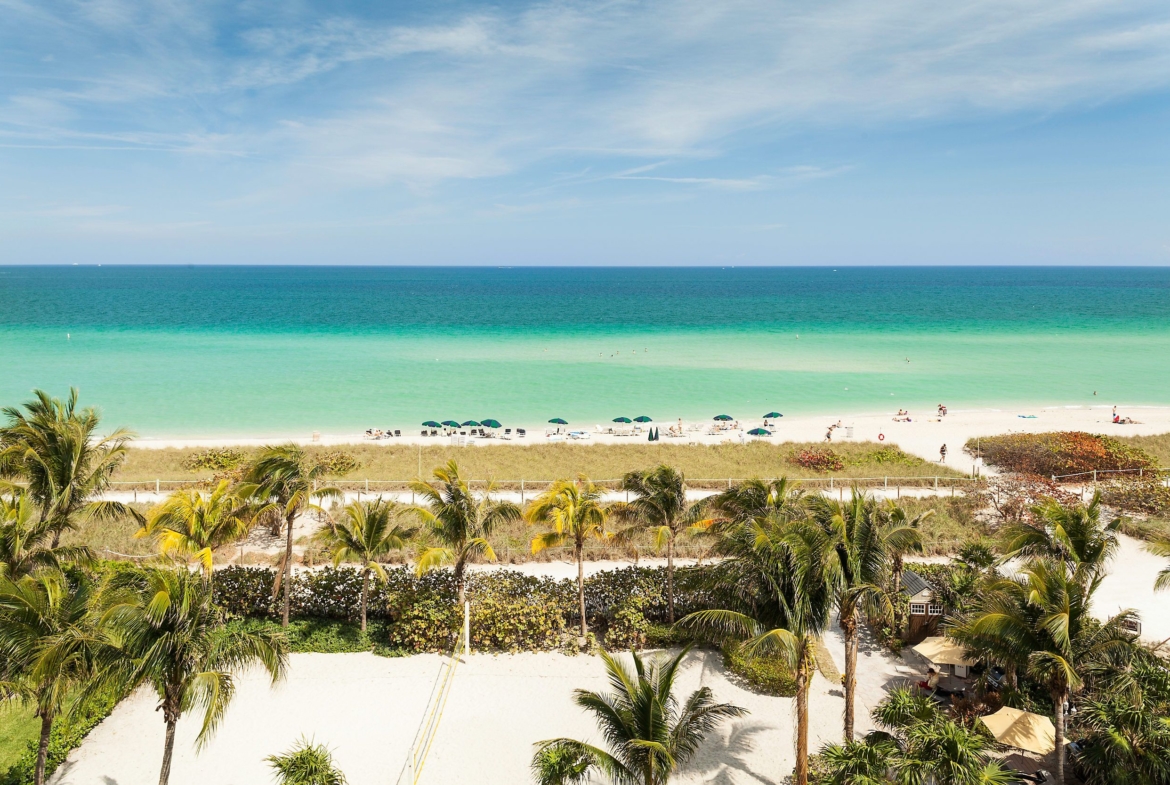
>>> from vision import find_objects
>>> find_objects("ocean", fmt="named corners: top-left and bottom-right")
top-left (1, 266), bottom-right (1168, 437)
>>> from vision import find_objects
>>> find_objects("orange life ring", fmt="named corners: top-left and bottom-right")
top-left (878, 433), bottom-right (885, 441)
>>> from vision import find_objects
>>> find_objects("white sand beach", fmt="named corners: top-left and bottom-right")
top-left (131, 404), bottom-right (1170, 475)
top-left (49, 649), bottom-right (848, 785)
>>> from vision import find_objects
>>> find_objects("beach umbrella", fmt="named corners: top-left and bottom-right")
top-left (762, 412), bottom-right (782, 419)
top-left (713, 414), bottom-right (733, 421)
top-left (548, 417), bottom-right (568, 425)
top-left (422, 421), bottom-right (442, 428)
top-left (634, 416), bottom-right (653, 423)
top-left (979, 707), bottom-right (1056, 756)
top-left (481, 419), bottom-right (502, 429)
top-left (747, 428), bottom-right (771, 436)
top-left (912, 636), bottom-right (975, 668)
top-left (441, 420), bottom-right (460, 428)
top-left (461, 420), bottom-right (481, 427)
top-left (612, 416), bottom-right (632, 423)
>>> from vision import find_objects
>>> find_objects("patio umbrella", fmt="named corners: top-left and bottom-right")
top-left (422, 421), bottom-right (442, 428)
top-left (747, 428), bottom-right (771, 436)
top-left (481, 419), bottom-right (502, 429)
top-left (762, 411), bottom-right (782, 419)
top-left (548, 418), bottom-right (568, 425)
top-left (979, 707), bottom-right (1056, 756)
top-left (912, 636), bottom-right (974, 667)
top-left (612, 416), bottom-right (632, 423)
top-left (441, 420), bottom-right (460, 428)
top-left (713, 414), bottom-right (733, 421)
top-left (461, 420), bottom-right (481, 427)
top-left (634, 416), bottom-right (653, 423)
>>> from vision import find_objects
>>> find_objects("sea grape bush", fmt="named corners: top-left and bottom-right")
top-left (182, 447), bottom-right (247, 471)
top-left (964, 432), bottom-right (1155, 477)
top-left (789, 447), bottom-right (845, 473)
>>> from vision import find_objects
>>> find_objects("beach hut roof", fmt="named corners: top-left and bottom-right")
top-left (912, 636), bottom-right (974, 667)
top-left (979, 707), bottom-right (1056, 755)
top-left (900, 572), bottom-right (934, 598)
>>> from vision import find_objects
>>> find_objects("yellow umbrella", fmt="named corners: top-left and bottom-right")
top-left (979, 706), bottom-right (1056, 755)
top-left (912, 636), bottom-right (974, 667)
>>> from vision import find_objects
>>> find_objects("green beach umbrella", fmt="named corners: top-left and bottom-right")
top-left (748, 427), bottom-right (772, 436)
top-left (422, 420), bottom-right (442, 428)
top-left (441, 420), bottom-right (460, 428)
top-left (548, 417), bottom-right (568, 425)
top-left (612, 416), bottom-right (632, 423)
top-left (481, 419), bottom-right (502, 429)
top-left (762, 412), bottom-right (782, 419)
top-left (633, 416), bottom-right (653, 423)
top-left (461, 420), bottom-right (481, 427)
top-left (714, 414), bottom-right (733, 421)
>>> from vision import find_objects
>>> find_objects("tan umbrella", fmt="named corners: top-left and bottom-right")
top-left (980, 706), bottom-right (1056, 755)
top-left (912, 636), bottom-right (974, 667)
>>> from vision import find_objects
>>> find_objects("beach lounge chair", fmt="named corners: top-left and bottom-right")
top-left (394, 430), bottom-right (401, 437)
top-left (517, 428), bottom-right (526, 437)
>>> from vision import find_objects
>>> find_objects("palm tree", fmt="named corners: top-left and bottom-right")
top-left (0, 570), bottom-right (104, 785)
top-left (1001, 492), bottom-right (1118, 579)
top-left (955, 560), bottom-right (1138, 784)
top-left (0, 491), bottom-right (93, 578)
top-left (266, 737), bottom-right (347, 785)
top-left (0, 388), bottom-right (138, 547)
top-left (100, 567), bottom-right (288, 785)
top-left (526, 477), bottom-right (609, 640)
top-left (238, 445), bottom-right (341, 627)
top-left (137, 481), bottom-right (250, 585)
top-left (312, 499), bottom-right (415, 632)
top-left (703, 477), bottom-right (805, 534)
top-left (682, 517), bottom-right (837, 785)
top-left (1073, 694), bottom-right (1170, 785)
top-left (410, 460), bottom-right (521, 607)
top-left (611, 465), bottom-right (707, 624)
top-left (1147, 537), bottom-right (1170, 593)
top-left (818, 687), bottom-right (1013, 785)
top-left (807, 492), bottom-right (923, 741)
top-left (531, 646), bottom-right (746, 785)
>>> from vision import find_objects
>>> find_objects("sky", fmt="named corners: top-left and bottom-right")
top-left (1, 0), bottom-right (1169, 266)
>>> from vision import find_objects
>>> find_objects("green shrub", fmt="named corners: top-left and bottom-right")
top-left (1099, 476), bottom-right (1170, 515)
top-left (722, 642), bottom-right (797, 697)
top-left (181, 448), bottom-right (247, 472)
top-left (964, 432), bottom-right (1156, 477)
top-left (313, 451), bottom-right (361, 477)
top-left (855, 446), bottom-right (919, 466)
top-left (789, 447), bottom-right (845, 473)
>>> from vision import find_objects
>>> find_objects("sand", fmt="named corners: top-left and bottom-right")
top-left (130, 404), bottom-right (1170, 476)
top-left (49, 649), bottom-right (844, 785)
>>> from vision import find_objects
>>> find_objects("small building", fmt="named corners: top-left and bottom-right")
top-left (901, 572), bottom-right (944, 643)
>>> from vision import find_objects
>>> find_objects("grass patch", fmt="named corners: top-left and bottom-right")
top-left (0, 706), bottom-right (39, 777)
top-left (1116, 433), bottom-right (1170, 467)
top-left (896, 495), bottom-right (989, 555)
top-left (721, 642), bottom-right (797, 697)
top-left (57, 504), bottom-right (155, 560)
top-left (116, 441), bottom-right (963, 487)
top-left (0, 688), bottom-right (121, 785)
top-left (225, 617), bottom-right (406, 657)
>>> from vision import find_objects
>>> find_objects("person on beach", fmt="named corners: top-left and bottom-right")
top-left (939, 444), bottom-right (947, 463)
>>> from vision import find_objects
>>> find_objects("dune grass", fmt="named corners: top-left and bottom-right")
top-left (115, 441), bottom-right (964, 488)
top-left (1116, 433), bottom-right (1170, 467)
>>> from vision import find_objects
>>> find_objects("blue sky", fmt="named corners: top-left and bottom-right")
top-left (2, 0), bottom-right (1169, 265)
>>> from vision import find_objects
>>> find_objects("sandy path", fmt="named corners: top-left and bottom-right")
top-left (50, 649), bottom-right (842, 785)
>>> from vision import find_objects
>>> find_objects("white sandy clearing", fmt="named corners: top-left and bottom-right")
top-left (131, 404), bottom-right (1170, 476)
top-left (50, 649), bottom-right (843, 785)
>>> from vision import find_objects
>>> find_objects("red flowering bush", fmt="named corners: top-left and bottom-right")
top-left (964, 432), bottom-right (1155, 478)
top-left (789, 447), bottom-right (845, 473)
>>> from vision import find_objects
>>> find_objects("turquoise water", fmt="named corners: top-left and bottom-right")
top-left (1, 266), bottom-right (1168, 437)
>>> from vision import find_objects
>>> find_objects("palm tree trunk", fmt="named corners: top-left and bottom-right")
top-left (360, 566), bottom-right (370, 632)
top-left (33, 712), bottom-right (52, 785)
top-left (576, 544), bottom-right (587, 639)
top-left (282, 511), bottom-right (295, 627)
top-left (795, 643), bottom-right (812, 785)
top-left (158, 718), bottom-right (178, 785)
top-left (1053, 690), bottom-right (1067, 784)
top-left (666, 533), bottom-right (675, 624)
top-left (842, 610), bottom-right (858, 741)
top-left (891, 555), bottom-right (904, 595)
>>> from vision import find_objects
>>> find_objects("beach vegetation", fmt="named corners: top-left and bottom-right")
top-left (965, 431), bottom-right (1156, 478)
top-left (0, 570), bottom-right (105, 785)
top-left (999, 490), bottom-right (1119, 579)
top-left (98, 566), bottom-right (288, 785)
top-left (526, 478), bottom-right (609, 641)
top-left (136, 480), bottom-right (250, 583)
top-left (0, 684), bottom-right (121, 785)
top-left (266, 737), bottom-right (347, 785)
top-left (311, 499), bottom-right (415, 631)
top-left (789, 447), bottom-right (845, 473)
top-left (181, 448), bottom-right (247, 473)
top-left (0, 492), bottom-right (94, 579)
top-left (610, 466), bottom-right (708, 624)
top-left (0, 388), bottom-right (140, 549)
top-left (531, 646), bottom-right (746, 785)
top-left (1099, 475), bottom-right (1170, 515)
top-left (410, 460), bottom-right (521, 606)
top-left (311, 451), bottom-right (361, 477)
top-left (721, 641), bottom-right (797, 696)
top-left (238, 444), bottom-right (342, 627)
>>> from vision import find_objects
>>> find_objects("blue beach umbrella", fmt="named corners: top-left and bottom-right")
top-left (441, 420), bottom-right (460, 428)
top-left (748, 428), bottom-right (771, 436)
top-left (548, 418), bottom-right (568, 425)
top-left (461, 420), bottom-right (481, 427)
top-left (762, 412), bottom-right (782, 419)
top-left (634, 416), bottom-right (653, 423)
top-left (713, 414), bottom-right (733, 421)
top-left (481, 419), bottom-right (502, 429)
top-left (612, 416), bottom-right (632, 423)
top-left (422, 421), bottom-right (442, 428)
